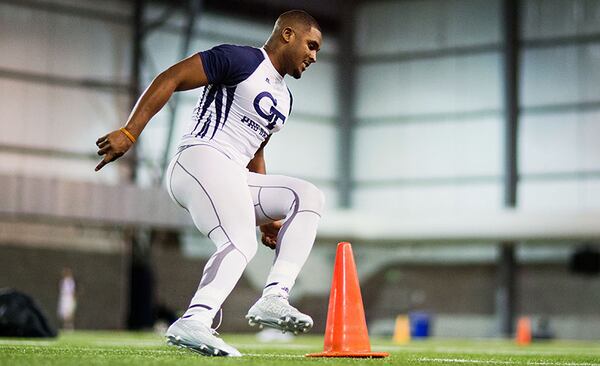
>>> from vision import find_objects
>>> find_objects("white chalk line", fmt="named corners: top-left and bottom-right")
top-left (244, 353), bottom-right (305, 358)
top-left (92, 339), bottom-right (163, 347)
top-left (0, 340), bottom-right (55, 346)
top-left (435, 348), bottom-right (600, 356)
top-left (235, 343), bottom-right (313, 350)
top-left (381, 345), bottom-right (600, 356)
top-left (414, 357), bottom-right (600, 366)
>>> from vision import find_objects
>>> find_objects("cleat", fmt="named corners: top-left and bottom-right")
top-left (245, 295), bottom-right (313, 334)
top-left (259, 324), bottom-right (263, 329)
top-left (165, 318), bottom-right (241, 357)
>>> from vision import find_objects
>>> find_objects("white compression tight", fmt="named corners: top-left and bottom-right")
top-left (165, 144), bottom-right (324, 327)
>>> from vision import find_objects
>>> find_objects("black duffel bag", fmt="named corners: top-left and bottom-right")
top-left (0, 288), bottom-right (57, 338)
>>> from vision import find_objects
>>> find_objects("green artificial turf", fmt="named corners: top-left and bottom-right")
top-left (1, 331), bottom-right (600, 366)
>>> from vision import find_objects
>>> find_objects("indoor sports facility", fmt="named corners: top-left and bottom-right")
top-left (1, 0), bottom-right (600, 365)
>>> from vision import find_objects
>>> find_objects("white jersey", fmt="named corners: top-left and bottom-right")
top-left (179, 45), bottom-right (293, 167)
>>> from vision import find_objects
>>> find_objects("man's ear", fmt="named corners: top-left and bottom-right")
top-left (281, 27), bottom-right (295, 43)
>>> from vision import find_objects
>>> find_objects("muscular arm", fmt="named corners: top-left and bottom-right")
top-left (95, 54), bottom-right (209, 171)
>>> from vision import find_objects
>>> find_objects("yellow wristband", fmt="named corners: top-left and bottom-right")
top-left (120, 127), bottom-right (136, 143)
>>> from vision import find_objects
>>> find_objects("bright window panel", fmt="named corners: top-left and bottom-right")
top-left (519, 111), bottom-right (600, 174)
top-left (521, 45), bottom-right (600, 107)
top-left (356, 0), bottom-right (500, 56)
top-left (519, 180), bottom-right (584, 209)
top-left (0, 4), bottom-right (130, 83)
top-left (522, 0), bottom-right (600, 40)
top-left (356, 54), bottom-right (501, 118)
top-left (354, 117), bottom-right (502, 181)
top-left (353, 183), bottom-right (502, 213)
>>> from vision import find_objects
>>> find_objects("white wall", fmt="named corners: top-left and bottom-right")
top-left (0, 1), bottom-right (340, 208)
top-left (0, 1), bottom-right (131, 184)
top-left (519, 0), bottom-right (600, 209)
top-left (355, 0), bottom-right (501, 56)
top-left (353, 0), bottom-right (503, 213)
top-left (521, 0), bottom-right (600, 40)
top-left (353, 0), bottom-right (600, 213)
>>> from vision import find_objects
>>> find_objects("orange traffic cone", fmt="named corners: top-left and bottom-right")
top-left (516, 316), bottom-right (532, 346)
top-left (306, 242), bottom-right (389, 358)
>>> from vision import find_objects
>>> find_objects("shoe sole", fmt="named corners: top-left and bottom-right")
top-left (245, 314), bottom-right (313, 334)
top-left (166, 334), bottom-right (231, 357)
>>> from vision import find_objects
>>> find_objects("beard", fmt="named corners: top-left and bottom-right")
top-left (291, 67), bottom-right (302, 79)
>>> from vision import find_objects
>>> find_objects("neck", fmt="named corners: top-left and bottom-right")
top-left (263, 43), bottom-right (286, 77)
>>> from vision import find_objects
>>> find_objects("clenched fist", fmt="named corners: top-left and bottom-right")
top-left (259, 220), bottom-right (283, 249)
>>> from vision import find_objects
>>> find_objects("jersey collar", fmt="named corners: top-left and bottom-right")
top-left (260, 48), bottom-right (284, 83)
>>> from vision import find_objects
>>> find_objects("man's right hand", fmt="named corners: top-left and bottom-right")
top-left (259, 220), bottom-right (283, 250)
top-left (95, 129), bottom-right (134, 171)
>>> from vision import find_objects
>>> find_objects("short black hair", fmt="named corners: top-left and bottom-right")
top-left (276, 10), bottom-right (321, 33)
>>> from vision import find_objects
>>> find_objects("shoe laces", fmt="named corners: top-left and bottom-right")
top-left (264, 296), bottom-right (298, 316)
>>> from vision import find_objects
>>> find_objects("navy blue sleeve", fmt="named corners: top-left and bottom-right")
top-left (287, 87), bottom-right (293, 115)
top-left (199, 44), bottom-right (264, 85)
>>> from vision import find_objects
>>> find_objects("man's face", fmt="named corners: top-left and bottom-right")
top-left (285, 26), bottom-right (322, 79)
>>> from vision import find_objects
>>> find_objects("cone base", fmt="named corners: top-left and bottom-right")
top-left (305, 351), bottom-right (389, 358)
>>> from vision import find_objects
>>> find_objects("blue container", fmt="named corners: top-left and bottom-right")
top-left (410, 312), bottom-right (431, 338)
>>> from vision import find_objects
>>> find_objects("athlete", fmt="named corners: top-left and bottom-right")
top-left (57, 267), bottom-right (77, 330)
top-left (95, 10), bottom-right (324, 357)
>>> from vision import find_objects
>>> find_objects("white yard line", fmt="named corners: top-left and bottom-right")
top-left (0, 340), bottom-right (54, 346)
top-left (92, 340), bottom-right (164, 347)
top-left (244, 353), bottom-right (305, 358)
top-left (234, 343), bottom-right (313, 350)
top-left (414, 357), bottom-right (600, 366)
top-left (380, 345), bottom-right (600, 357)
top-left (450, 348), bottom-right (600, 357)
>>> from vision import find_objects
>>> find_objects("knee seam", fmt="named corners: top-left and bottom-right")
top-left (296, 209), bottom-right (322, 217)
top-left (250, 183), bottom-right (324, 216)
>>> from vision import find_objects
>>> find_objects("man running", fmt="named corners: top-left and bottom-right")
top-left (95, 10), bottom-right (324, 357)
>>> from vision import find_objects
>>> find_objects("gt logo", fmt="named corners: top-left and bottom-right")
top-left (253, 91), bottom-right (286, 130)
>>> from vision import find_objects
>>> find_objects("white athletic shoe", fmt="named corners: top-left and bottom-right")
top-left (165, 317), bottom-right (241, 357)
top-left (245, 295), bottom-right (313, 334)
